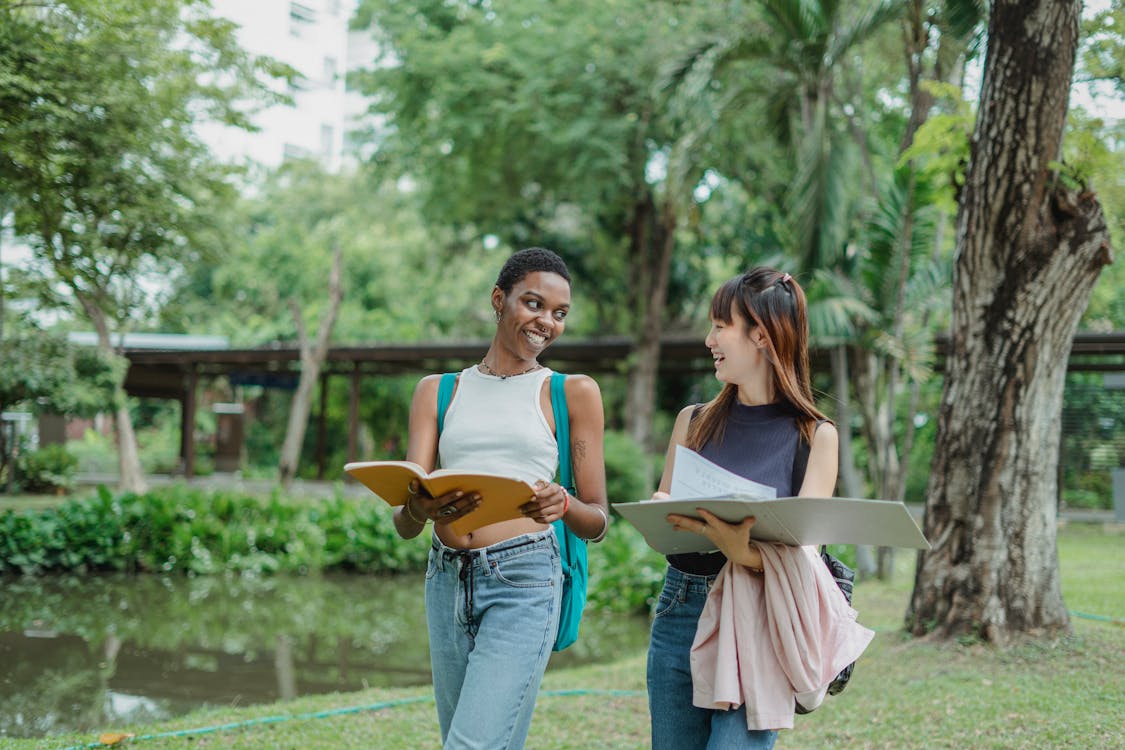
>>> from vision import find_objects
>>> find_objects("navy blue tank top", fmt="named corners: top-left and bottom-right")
top-left (667, 401), bottom-right (801, 576)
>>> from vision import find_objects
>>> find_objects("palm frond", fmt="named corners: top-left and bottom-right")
top-left (827, 0), bottom-right (905, 65)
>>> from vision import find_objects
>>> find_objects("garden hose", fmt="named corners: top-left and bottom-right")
top-left (57, 689), bottom-right (647, 750)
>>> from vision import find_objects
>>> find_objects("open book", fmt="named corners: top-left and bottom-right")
top-left (344, 461), bottom-right (536, 535)
top-left (611, 446), bottom-right (929, 554)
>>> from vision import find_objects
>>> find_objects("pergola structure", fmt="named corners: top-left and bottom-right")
top-left (121, 332), bottom-right (1125, 478)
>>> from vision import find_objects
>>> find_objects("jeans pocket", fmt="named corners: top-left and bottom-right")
top-left (425, 550), bottom-right (440, 580)
top-left (491, 551), bottom-right (554, 589)
top-left (652, 590), bottom-right (681, 619)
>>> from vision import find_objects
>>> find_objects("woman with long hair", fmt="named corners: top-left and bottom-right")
top-left (647, 267), bottom-right (853, 749)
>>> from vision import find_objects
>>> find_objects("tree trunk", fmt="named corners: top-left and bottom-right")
top-left (831, 345), bottom-right (876, 578)
top-left (113, 399), bottom-right (146, 493)
top-left (81, 298), bottom-right (147, 493)
top-left (624, 195), bottom-right (676, 456)
top-left (278, 247), bottom-right (344, 487)
top-left (907, 0), bottom-right (1111, 643)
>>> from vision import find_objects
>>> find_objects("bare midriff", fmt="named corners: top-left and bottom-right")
top-left (435, 516), bottom-right (548, 549)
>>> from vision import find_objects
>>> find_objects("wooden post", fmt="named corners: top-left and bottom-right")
top-left (182, 367), bottom-right (198, 479)
top-left (348, 367), bottom-right (361, 464)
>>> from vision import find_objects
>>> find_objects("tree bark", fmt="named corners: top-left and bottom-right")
top-left (624, 193), bottom-right (676, 457)
top-left (81, 297), bottom-right (147, 494)
top-left (907, 0), bottom-right (1111, 643)
top-left (278, 247), bottom-right (344, 487)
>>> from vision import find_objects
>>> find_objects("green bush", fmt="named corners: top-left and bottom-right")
top-left (587, 520), bottom-right (666, 614)
top-left (603, 430), bottom-right (651, 502)
top-left (15, 444), bottom-right (78, 493)
top-left (66, 429), bottom-right (117, 474)
top-left (0, 485), bottom-right (429, 576)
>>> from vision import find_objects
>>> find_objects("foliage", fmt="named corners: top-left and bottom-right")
top-left (1061, 109), bottom-right (1125, 331)
top-left (0, 322), bottom-right (120, 416)
top-left (64, 429), bottom-right (118, 474)
top-left (349, 0), bottom-right (722, 346)
top-left (162, 162), bottom-right (499, 346)
top-left (602, 430), bottom-right (650, 505)
top-left (897, 80), bottom-right (975, 211)
top-left (13, 444), bottom-right (78, 493)
top-left (0, 485), bottom-right (429, 576)
top-left (586, 520), bottom-right (666, 614)
top-left (0, 0), bottom-right (289, 490)
top-left (0, 0), bottom-right (284, 325)
top-left (1059, 372), bottom-right (1124, 511)
top-left (1081, 0), bottom-right (1125, 99)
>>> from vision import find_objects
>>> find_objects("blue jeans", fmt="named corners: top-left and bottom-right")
top-left (647, 565), bottom-right (778, 750)
top-left (426, 529), bottom-right (562, 750)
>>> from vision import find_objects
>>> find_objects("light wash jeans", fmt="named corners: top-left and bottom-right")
top-left (647, 565), bottom-right (779, 750)
top-left (426, 529), bottom-right (562, 750)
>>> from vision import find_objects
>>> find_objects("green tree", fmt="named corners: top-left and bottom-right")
top-left (0, 319), bottom-right (120, 487)
top-left (350, 0), bottom-right (720, 451)
top-left (0, 0), bottom-right (283, 491)
top-left (162, 161), bottom-right (501, 478)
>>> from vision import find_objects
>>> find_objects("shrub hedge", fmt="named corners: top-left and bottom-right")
top-left (0, 486), bottom-right (665, 613)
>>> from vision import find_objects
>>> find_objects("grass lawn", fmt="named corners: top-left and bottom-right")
top-left (2, 524), bottom-right (1122, 750)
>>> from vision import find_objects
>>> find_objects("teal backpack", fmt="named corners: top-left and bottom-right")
top-left (437, 371), bottom-right (588, 652)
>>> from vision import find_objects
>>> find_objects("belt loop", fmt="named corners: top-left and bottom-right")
top-left (431, 535), bottom-right (445, 572)
top-left (475, 546), bottom-right (491, 577)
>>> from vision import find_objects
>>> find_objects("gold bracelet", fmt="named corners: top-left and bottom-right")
top-left (404, 497), bottom-right (427, 525)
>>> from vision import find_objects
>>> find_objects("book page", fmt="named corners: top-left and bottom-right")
top-left (612, 496), bottom-right (929, 554)
top-left (668, 445), bottom-right (777, 500)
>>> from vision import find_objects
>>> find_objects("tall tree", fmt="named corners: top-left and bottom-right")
top-left (0, 0), bottom-right (281, 491)
top-left (350, 0), bottom-right (715, 450)
top-left (907, 0), bottom-right (1112, 642)
top-left (277, 245), bottom-right (343, 486)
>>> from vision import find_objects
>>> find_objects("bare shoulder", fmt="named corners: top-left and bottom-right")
top-left (810, 420), bottom-right (839, 454)
top-left (562, 373), bottom-right (602, 404)
top-left (812, 419), bottom-right (838, 443)
top-left (412, 373), bottom-right (445, 407)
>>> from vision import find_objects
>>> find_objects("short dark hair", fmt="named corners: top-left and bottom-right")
top-left (494, 247), bottom-right (571, 293)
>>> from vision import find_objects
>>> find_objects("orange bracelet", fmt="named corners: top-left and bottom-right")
top-left (562, 490), bottom-right (571, 516)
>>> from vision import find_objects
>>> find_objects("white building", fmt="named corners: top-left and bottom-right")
top-left (199, 0), bottom-right (379, 172)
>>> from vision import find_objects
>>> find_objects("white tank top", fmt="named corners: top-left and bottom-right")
top-left (438, 365), bottom-right (559, 485)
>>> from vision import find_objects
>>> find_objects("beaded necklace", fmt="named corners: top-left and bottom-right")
top-left (478, 360), bottom-right (544, 379)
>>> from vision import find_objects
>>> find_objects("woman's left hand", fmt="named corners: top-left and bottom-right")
top-left (520, 480), bottom-right (569, 524)
top-left (667, 508), bottom-right (763, 569)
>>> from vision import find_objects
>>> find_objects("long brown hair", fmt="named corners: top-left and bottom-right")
top-left (685, 268), bottom-right (828, 449)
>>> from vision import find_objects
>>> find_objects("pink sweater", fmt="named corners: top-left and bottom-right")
top-left (689, 543), bottom-right (875, 730)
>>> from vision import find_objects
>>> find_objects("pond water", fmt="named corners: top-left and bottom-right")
top-left (0, 573), bottom-right (652, 739)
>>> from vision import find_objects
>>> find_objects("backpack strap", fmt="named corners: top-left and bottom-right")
top-left (436, 372), bottom-right (458, 434)
top-left (550, 373), bottom-right (573, 492)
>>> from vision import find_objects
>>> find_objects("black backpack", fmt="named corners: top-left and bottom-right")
top-left (791, 425), bottom-right (856, 712)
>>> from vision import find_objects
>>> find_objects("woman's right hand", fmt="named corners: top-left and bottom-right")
top-left (407, 480), bottom-right (481, 526)
top-left (649, 491), bottom-right (670, 501)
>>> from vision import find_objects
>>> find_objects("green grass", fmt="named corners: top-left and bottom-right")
top-left (2, 524), bottom-right (1122, 750)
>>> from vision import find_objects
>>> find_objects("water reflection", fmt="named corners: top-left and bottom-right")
top-left (0, 574), bottom-right (650, 739)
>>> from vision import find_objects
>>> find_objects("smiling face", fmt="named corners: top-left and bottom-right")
top-left (492, 271), bottom-right (571, 361)
top-left (705, 305), bottom-right (768, 386)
